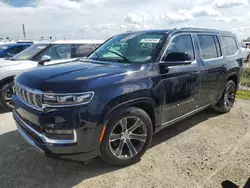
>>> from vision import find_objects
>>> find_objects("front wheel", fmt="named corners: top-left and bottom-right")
top-left (100, 107), bottom-right (153, 166)
top-left (0, 81), bottom-right (14, 111)
top-left (213, 80), bottom-right (236, 113)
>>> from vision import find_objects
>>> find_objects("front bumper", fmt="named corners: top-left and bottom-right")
top-left (14, 110), bottom-right (77, 145)
top-left (12, 94), bottom-right (103, 161)
top-left (14, 110), bottom-right (99, 161)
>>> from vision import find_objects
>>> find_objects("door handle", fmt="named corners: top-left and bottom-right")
top-left (190, 71), bottom-right (200, 75)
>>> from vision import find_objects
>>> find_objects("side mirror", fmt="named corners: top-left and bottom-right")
top-left (164, 52), bottom-right (192, 62)
top-left (39, 55), bottom-right (51, 65)
top-left (162, 52), bottom-right (192, 66)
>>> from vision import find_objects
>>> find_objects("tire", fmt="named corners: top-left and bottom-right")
top-left (100, 107), bottom-right (153, 166)
top-left (212, 80), bottom-right (236, 113)
top-left (0, 81), bottom-right (14, 111)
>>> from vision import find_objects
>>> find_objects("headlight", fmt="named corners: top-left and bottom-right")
top-left (43, 92), bottom-right (94, 107)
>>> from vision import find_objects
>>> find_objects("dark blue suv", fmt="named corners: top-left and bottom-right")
top-left (13, 28), bottom-right (243, 166)
top-left (0, 43), bottom-right (31, 58)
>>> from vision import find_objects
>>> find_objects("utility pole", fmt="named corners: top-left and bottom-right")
top-left (22, 24), bottom-right (26, 38)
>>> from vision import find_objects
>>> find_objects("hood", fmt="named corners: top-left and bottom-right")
top-left (0, 59), bottom-right (33, 67)
top-left (16, 60), bottom-right (145, 93)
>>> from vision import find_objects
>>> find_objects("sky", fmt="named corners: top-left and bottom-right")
top-left (0, 0), bottom-right (250, 40)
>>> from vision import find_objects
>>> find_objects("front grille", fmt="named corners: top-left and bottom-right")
top-left (14, 83), bottom-right (43, 110)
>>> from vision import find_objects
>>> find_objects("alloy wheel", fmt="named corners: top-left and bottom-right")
top-left (109, 116), bottom-right (147, 159)
top-left (4, 87), bottom-right (14, 109)
top-left (224, 84), bottom-right (235, 108)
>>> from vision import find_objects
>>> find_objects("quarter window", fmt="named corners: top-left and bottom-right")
top-left (221, 36), bottom-right (238, 56)
top-left (163, 35), bottom-right (195, 61)
top-left (198, 35), bottom-right (221, 60)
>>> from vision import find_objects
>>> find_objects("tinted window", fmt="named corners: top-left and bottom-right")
top-left (72, 44), bottom-right (97, 58)
top-left (5, 46), bottom-right (27, 57)
top-left (198, 35), bottom-right (222, 60)
top-left (163, 35), bottom-right (195, 61)
top-left (221, 36), bottom-right (238, 56)
top-left (34, 44), bottom-right (71, 61)
top-left (0, 44), bottom-right (11, 51)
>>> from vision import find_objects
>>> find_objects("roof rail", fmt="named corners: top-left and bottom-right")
top-left (175, 27), bottom-right (217, 31)
top-left (172, 27), bottom-right (233, 34)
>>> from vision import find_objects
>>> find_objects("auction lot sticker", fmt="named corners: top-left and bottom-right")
top-left (140, 39), bottom-right (160, 43)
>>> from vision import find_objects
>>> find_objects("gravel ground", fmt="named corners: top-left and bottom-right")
top-left (0, 100), bottom-right (250, 188)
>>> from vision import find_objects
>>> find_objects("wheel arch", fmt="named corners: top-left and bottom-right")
top-left (227, 73), bottom-right (238, 89)
top-left (0, 76), bottom-right (15, 89)
top-left (101, 97), bottom-right (159, 132)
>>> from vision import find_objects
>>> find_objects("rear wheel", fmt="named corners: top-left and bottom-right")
top-left (213, 80), bottom-right (236, 113)
top-left (100, 107), bottom-right (153, 166)
top-left (0, 81), bottom-right (14, 111)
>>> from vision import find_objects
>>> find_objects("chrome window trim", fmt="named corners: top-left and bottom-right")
top-left (14, 111), bottom-right (77, 145)
top-left (160, 33), bottom-right (196, 63)
top-left (197, 34), bottom-right (223, 62)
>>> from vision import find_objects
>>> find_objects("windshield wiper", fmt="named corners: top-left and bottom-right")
top-left (106, 50), bottom-right (132, 63)
top-left (94, 52), bottom-right (100, 60)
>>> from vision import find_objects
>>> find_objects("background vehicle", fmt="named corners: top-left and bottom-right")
top-left (240, 42), bottom-right (249, 62)
top-left (0, 42), bottom-right (32, 58)
top-left (13, 28), bottom-right (242, 166)
top-left (0, 42), bottom-right (49, 110)
top-left (32, 40), bottom-right (105, 65)
top-left (0, 40), bottom-right (104, 110)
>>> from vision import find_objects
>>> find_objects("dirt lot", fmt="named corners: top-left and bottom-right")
top-left (0, 100), bottom-right (250, 188)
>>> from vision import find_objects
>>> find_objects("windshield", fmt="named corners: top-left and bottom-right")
top-left (11, 43), bottom-right (48, 60)
top-left (88, 33), bottom-right (165, 63)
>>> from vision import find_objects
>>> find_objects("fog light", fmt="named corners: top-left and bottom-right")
top-left (45, 128), bottom-right (73, 135)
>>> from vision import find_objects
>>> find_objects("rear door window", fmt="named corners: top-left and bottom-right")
top-left (198, 35), bottom-right (222, 60)
top-left (221, 36), bottom-right (238, 56)
top-left (72, 44), bottom-right (97, 58)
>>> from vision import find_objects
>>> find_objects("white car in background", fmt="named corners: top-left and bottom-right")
top-left (241, 42), bottom-right (250, 61)
top-left (0, 39), bottom-right (105, 110)
top-left (33, 39), bottom-right (104, 65)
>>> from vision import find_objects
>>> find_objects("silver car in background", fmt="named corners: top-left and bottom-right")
top-left (0, 39), bottom-right (104, 110)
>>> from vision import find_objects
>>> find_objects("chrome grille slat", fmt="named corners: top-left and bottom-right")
top-left (27, 92), bottom-right (33, 105)
top-left (14, 83), bottom-right (43, 111)
top-left (33, 94), bottom-right (38, 106)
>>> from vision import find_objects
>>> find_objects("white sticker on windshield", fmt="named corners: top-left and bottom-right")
top-left (140, 39), bottom-right (160, 43)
